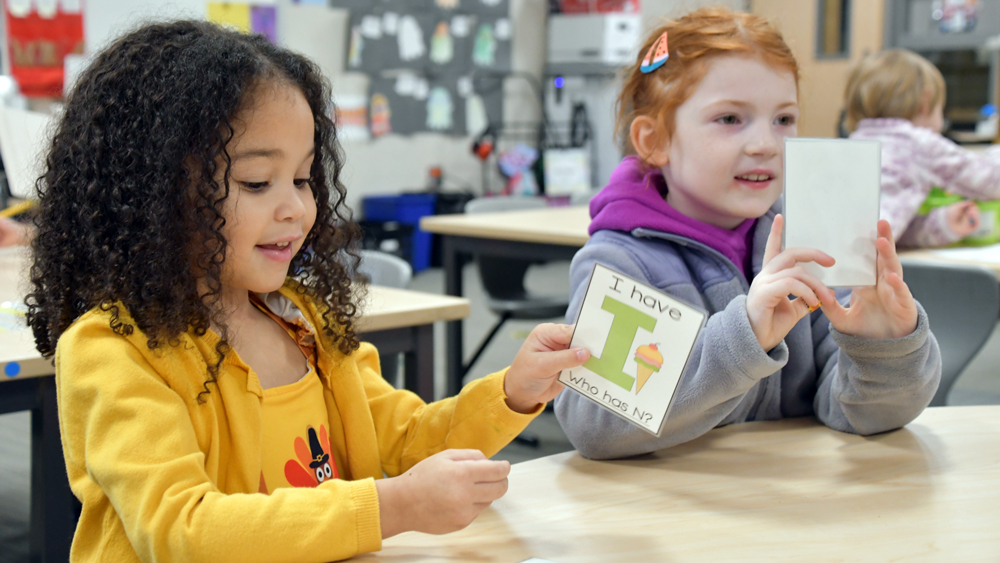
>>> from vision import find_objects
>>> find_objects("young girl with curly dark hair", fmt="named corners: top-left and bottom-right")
top-left (26, 20), bottom-right (590, 562)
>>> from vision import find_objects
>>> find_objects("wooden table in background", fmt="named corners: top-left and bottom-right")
top-left (420, 206), bottom-right (590, 396)
top-left (0, 247), bottom-right (469, 563)
top-left (365, 406), bottom-right (1000, 562)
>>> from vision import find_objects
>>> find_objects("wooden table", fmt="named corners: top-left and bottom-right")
top-left (366, 406), bottom-right (1000, 562)
top-left (420, 206), bottom-right (590, 395)
top-left (0, 247), bottom-right (468, 563)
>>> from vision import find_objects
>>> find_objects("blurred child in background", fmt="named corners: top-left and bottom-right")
top-left (846, 49), bottom-right (1000, 248)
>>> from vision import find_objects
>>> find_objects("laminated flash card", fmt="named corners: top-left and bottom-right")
top-left (783, 138), bottom-right (881, 287)
top-left (559, 264), bottom-right (706, 436)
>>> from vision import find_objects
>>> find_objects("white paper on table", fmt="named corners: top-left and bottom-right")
top-left (558, 264), bottom-right (706, 436)
top-left (783, 138), bottom-right (881, 287)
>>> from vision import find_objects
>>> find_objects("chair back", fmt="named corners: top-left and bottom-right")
top-left (901, 260), bottom-right (999, 406)
top-left (464, 197), bottom-right (548, 299)
top-left (358, 250), bottom-right (413, 288)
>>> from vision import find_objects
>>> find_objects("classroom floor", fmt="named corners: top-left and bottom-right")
top-left (3, 261), bottom-right (1000, 560)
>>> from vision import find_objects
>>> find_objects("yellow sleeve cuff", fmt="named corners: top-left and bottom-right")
top-left (350, 477), bottom-right (382, 554)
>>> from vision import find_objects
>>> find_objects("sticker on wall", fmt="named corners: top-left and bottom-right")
top-left (933, 0), bottom-right (978, 33)
top-left (430, 22), bottom-right (454, 64)
top-left (426, 86), bottom-right (454, 130)
top-left (348, 26), bottom-right (364, 68)
top-left (370, 93), bottom-right (392, 137)
top-left (398, 15), bottom-right (426, 61)
top-left (466, 94), bottom-right (488, 135)
top-left (382, 11), bottom-right (399, 35)
top-left (472, 23), bottom-right (496, 67)
top-left (494, 18), bottom-right (511, 40)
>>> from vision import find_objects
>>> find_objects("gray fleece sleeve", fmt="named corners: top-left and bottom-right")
top-left (555, 242), bottom-right (786, 460)
top-left (812, 297), bottom-right (941, 435)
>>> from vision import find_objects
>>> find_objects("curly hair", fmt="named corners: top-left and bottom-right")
top-left (26, 20), bottom-right (364, 397)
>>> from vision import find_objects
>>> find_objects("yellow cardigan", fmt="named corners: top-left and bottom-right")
top-left (55, 285), bottom-right (540, 563)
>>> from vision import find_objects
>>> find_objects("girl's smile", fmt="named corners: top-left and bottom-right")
top-left (217, 83), bottom-right (318, 307)
top-left (734, 168), bottom-right (777, 189)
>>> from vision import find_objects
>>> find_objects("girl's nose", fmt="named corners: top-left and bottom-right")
top-left (746, 125), bottom-right (780, 157)
top-left (276, 183), bottom-right (308, 221)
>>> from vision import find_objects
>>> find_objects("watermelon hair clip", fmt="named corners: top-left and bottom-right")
top-left (640, 31), bottom-right (669, 74)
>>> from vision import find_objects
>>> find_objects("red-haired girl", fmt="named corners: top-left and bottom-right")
top-left (556, 7), bottom-right (940, 459)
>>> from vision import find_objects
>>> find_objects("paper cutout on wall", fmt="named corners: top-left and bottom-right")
top-left (335, 93), bottom-right (370, 141)
top-left (466, 94), bottom-right (488, 135)
top-left (451, 15), bottom-right (472, 37)
top-left (426, 87), bottom-right (454, 130)
top-left (413, 78), bottom-right (430, 100)
top-left (35, 0), bottom-right (56, 18)
top-left (250, 5), bottom-right (277, 43)
top-left (394, 72), bottom-right (418, 96)
top-left (348, 27), bottom-right (363, 68)
top-left (398, 15), bottom-right (426, 61)
top-left (207, 2), bottom-right (251, 33)
top-left (494, 18), bottom-right (511, 40)
top-left (430, 22), bottom-right (454, 64)
top-left (59, 0), bottom-right (82, 13)
top-left (456, 75), bottom-right (474, 97)
top-left (370, 93), bottom-right (392, 137)
top-left (7, 0), bottom-right (31, 18)
top-left (360, 14), bottom-right (382, 38)
top-left (383, 11), bottom-right (400, 35)
top-left (472, 23), bottom-right (496, 66)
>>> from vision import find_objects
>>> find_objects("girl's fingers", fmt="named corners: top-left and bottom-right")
top-left (768, 278), bottom-right (821, 309)
top-left (762, 246), bottom-right (837, 275)
top-left (876, 235), bottom-right (904, 281)
top-left (762, 214), bottom-right (784, 266)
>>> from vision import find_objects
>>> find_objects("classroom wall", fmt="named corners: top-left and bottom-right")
top-left (751, 0), bottom-right (886, 137)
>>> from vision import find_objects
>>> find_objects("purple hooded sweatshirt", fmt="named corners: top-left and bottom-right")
top-left (589, 155), bottom-right (758, 280)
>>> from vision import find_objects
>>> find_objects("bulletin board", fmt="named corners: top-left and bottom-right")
top-left (332, 0), bottom-right (511, 137)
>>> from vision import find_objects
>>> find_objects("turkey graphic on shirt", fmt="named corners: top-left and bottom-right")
top-left (284, 425), bottom-right (339, 488)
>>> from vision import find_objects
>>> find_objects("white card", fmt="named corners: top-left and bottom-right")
top-left (559, 264), bottom-right (706, 436)
top-left (783, 138), bottom-right (881, 287)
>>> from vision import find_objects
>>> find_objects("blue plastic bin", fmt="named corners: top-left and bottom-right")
top-left (362, 193), bottom-right (437, 272)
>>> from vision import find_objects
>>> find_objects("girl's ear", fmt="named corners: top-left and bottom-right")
top-left (630, 116), bottom-right (670, 167)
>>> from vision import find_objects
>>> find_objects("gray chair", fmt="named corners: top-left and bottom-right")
top-left (358, 250), bottom-right (413, 388)
top-left (900, 260), bottom-right (999, 406)
top-left (358, 249), bottom-right (412, 288)
top-left (462, 197), bottom-right (571, 379)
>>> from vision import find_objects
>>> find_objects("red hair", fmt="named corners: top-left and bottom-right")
top-left (616, 7), bottom-right (800, 163)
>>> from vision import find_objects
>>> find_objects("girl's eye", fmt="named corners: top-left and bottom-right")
top-left (241, 181), bottom-right (269, 191)
top-left (718, 115), bottom-right (740, 125)
top-left (776, 115), bottom-right (797, 126)
top-left (294, 178), bottom-right (312, 188)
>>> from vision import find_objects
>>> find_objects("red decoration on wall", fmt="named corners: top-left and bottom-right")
top-left (4, 2), bottom-right (85, 98)
top-left (557, 0), bottom-right (641, 13)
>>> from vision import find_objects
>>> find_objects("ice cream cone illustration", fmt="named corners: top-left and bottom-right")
top-left (633, 344), bottom-right (663, 394)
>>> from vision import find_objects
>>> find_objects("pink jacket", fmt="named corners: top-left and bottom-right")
top-left (850, 118), bottom-right (1000, 248)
